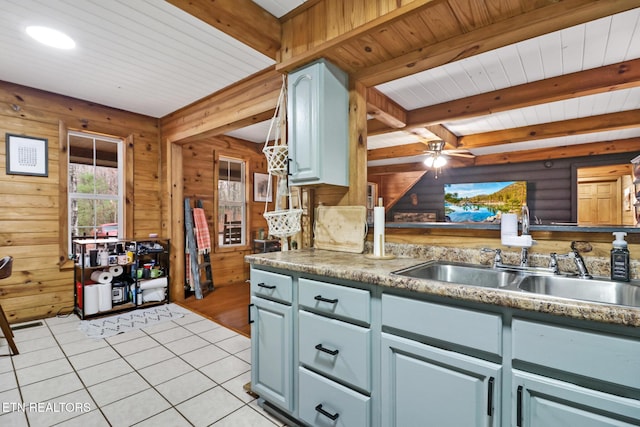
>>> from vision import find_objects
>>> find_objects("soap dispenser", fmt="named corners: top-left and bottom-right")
top-left (611, 232), bottom-right (630, 282)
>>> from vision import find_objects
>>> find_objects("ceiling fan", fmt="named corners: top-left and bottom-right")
top-left (421, 140), bottom-right (475, 178)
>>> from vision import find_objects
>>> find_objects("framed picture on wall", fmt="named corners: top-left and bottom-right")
top-left (5, 133), bottom-right (48, 177)
top-left (253, 173), bottom-right (272, 202)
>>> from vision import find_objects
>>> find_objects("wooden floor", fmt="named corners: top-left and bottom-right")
top-left (179, 281), bottom-right (251, 337)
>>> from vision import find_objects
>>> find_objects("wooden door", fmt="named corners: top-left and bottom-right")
top-left (578, 180), bottom-right (620, 225)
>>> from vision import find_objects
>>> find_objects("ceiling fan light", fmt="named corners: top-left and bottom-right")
top-left (433, 156), bottom-right (447, 168)
top-left (424, 155), bottom-right (447, 168)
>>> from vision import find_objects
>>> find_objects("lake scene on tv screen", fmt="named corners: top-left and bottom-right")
top-left (444, 181), bottom-right (527, 223)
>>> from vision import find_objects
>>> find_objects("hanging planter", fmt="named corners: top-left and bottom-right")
top-left (262, 75), bottom-right (289, 177)
top-left (262, 75), bottom-right (302, 244)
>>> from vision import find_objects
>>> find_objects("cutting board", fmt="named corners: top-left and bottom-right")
top-left (314, 206), bottom-right (367, 253)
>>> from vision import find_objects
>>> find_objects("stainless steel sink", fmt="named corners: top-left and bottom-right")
top-left (393, 260), bottom-right (640, 308)
top-left (392, 261), bottom-right (526, 288)
top-left (518, 275), bottom-right (640, 308)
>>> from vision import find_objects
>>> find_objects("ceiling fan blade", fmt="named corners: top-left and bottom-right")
top-left (445, 152), bottom-right (476, 158)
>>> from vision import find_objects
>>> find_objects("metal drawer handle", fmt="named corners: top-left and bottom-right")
top-left (248, 304), bottom-right (254, 324)
top-left (487, 376), bottom-right (494, 416)
top-left (314, 295), bottom-right (338, 304)
top-left (257, 282), bottom-right (276, 289)
top-left (516, 385), bottom-right (523, 427)
top-left (315, 343), bottom-right (339, 356)
top-left (315, 404), bottom-right (339, 421)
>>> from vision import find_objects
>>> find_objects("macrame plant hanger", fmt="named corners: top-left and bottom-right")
top-left (262, 75), bottom-right (302, 251)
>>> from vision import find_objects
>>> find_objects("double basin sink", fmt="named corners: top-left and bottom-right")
top-left (393, 261), bottom-right (640, 308)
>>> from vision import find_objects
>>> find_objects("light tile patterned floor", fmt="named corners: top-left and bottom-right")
top-left (0, 306), bottom-right (285, 427)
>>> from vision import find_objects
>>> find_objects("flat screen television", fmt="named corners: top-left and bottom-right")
top-left (444, 181), bottom-right (527, 223)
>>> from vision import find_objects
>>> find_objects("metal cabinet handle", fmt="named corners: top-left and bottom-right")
top-left (287, 158), bottom-right (292, 176)
top-left (314, 295), bottom-right (338, 304)
top-left (257, 282), bottom-right (276, 289)
top-left (247, 304), bottom-right (254, 324)
top-left (516, 385), bottom-right (523, 427)
top-left (315, 404), bottom-right (339, 421)
top-left (487, 376), bottom-right (494, 416)
top-left (315, 343), bottom-right (339, 356)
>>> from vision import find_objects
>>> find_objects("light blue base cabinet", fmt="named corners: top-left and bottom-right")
top-left (250, 295), bottom-right (293, 413)
top-left (381, 333), bottom-right (501, 427)
top-left (249, 265), bottom-right (640, 427)
top-left (514, 370), bottom-right (640, 426)
top-left (287, 59), bottom-right (349, 187)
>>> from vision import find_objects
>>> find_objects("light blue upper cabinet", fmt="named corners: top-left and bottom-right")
top-left (287, 59), bottom-right (349, 186)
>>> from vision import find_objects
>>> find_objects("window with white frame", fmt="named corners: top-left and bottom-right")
top-left (67, 131), bottom-right (123, 249)
top-left (218, 157), bottom-right (246, 247)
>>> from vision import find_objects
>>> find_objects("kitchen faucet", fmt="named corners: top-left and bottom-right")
top-left (555, 242), bottom-right (592, 279)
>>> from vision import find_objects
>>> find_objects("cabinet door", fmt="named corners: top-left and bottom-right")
top-left (513, 370), bottom-right (640, 427)
top-left (381, 333), bottom-right (501, 427)
top-left (250, 296), bottom-right (293, 413)
top-left (287, 59), bottom-right (349, 186)
top-left (288, 63), bottom-right (320, 183)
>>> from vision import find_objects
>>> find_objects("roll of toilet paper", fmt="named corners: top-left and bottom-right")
top-left (501, 213), bottom-right (518, 238)
top-left (84, 285), bottom-right (100, 315)
top-left (90, 271), bottom-right (113, 284)
top-left (108, 265), bottom-right (123, 277)
top-left (97, 283), bottom-right (112, 312)
top-left (138, 277), bottom-right (168, 290)
top-left (373, 206), bottom-right (385, 257)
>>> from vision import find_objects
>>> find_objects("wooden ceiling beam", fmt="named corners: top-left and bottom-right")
top-left (366, 87), bottom-right (406, 128)
top-left (407, 59), bottom-right (640, 127)
top-left (353, 0), bottom-right (640, 86)
top-left (277, 0), bottom-right (440, 73)
top-left (459, 110), bottom-right (640, 149)
top-left (368, 156), bottom-right (472, 175)
top-left (161, 67), bottom-right (282, 143)
top-left (367, 119), bottom-right (393, 136)
top-left (368, 142), bottom-right (427, 161)
top-left (423, 125), bottom-right (459, 149)
top-left (166, 0), bottom-right (281, 59)
top-left (474, 137), bottom-right (640, 166)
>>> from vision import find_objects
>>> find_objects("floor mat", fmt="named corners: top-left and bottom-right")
top-left (78, 303), bottom-right (188, 339)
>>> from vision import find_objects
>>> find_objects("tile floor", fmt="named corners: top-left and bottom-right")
top-left (0, 305), bottom-right (286, 427)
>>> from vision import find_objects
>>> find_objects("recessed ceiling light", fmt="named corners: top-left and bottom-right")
top-left (26, 26), bottom-right (75, 49)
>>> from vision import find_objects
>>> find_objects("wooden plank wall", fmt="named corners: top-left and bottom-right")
top-left (180, 137), bottom-right (270, 293)
top-left (0, 81), bottom-right (161, 323)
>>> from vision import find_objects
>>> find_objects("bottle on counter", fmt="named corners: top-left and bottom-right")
top-left (611, 232), bottom-right (630, 282)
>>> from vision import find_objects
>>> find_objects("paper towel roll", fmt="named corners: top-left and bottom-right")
top-left (138, 277), bottom-right (168, 290)
top-left (142, 288), bottom-right (166, 303)
top-left (108, 265), bottom-right (123, 277)
top-left (501, 213), bottom-right (518, 238)
top-left (84, 285), bottom-right (100, 315)
top-left (98, 283), bottom-right (112, 312)
top-left (373, 206), bottom-right (385, 257)
top-left (90, 271), bottom-right (113, 284)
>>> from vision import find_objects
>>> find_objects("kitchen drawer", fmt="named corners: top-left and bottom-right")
top-left (299, 310), bottom-right (371, 392)
top-left (299, 278), bottom-right (370, 324)
top-left (250, 268), bottom-right (292, 304)
top-left (382, 293), bottom-right (502, 356)
top-left (299, 367), bottom-right (370, 427)
top-left (512, 318), bottom-right (640, 390)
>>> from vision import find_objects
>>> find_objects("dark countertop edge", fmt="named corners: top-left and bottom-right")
top-left (383, 222), bottom-right (640, 233)
top-left (246, 250), bottom-right (640, 328)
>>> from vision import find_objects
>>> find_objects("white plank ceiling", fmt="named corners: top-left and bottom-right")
top-left (0, 1), bottom-right (637, 166)
top-left (369, 7), bottom-right (640, 163)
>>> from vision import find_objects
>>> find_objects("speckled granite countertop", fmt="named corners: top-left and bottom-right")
top-left (246, 249), bottom-right (640, 328)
